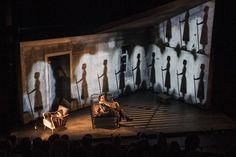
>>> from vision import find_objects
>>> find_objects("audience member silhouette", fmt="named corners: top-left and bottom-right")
top-left (50, 138), bottom-right (69, 157)
top-left (184, 134), bottom-right (201, 157)
top-left (178, 60), bottom-right (187, 100)
top-left (32, 137), bottom-right (44, 157)
top-left (168, 141), bottom-right (181, 157)
top-left (1, 132), bottom-right (235, 157)
top-left (154, 132), bottom-right (168, 157)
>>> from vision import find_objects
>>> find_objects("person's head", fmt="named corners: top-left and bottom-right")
top-left (152, 52), bottom-right (155, 57)
top-left (169, 141), bottom-right (181, 152)
top-left (103, 59), bottom-right (107, 65)
top-left (99, 95), bottom-right (106, 102)
top-left (167, 56), bottom-right (171, 61)
top-left (82, 134), bottom-right (93, 146)
top-left (185, 134), bottom-right (200, 151)
top-left (34, 72), bottom-right (40, 79)
top-left (200, 64), bottom-right (205, 70)
top-left (137, 53), bottom-right (140, 59)
top-left (112, 135), bottom-right (121, 146)
top-left (186, 10), bottom-right (189, 18)
top-left (121, 56), bottom-right (126, 63)
top-left (204, 6), bottom-right (209, 12)
top-left (183, 59), bottom-right (187, 65)
top-left (82, 63), bottom-right (86, 69)
top-left (61, 134), bottom-right (69, 141)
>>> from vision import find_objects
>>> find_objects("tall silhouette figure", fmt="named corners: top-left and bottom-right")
top-left (116, 59), bottom-right (126, 95)
top-left (194, 64), bottom-right (205, 105)
top-left (132, 53), bottom-right (141, 90)
top-left (147, 52), bottom-right (156, 91)
top-left (28, 72), bottom-right (43, 118)
top-left (180, 11), bottom-right (190, 49)
top-left (76, 63), bottom-right (88, 107)
top-left (98, 59), bottom-right (109, 95)
top-left (197, 6), bottom-right (209, 54)
top-left (162, 56), bottom-right (171, 95)
top-left (54, 66), bottom-right (69, 108)
top-left (166, 18), bottom-right (172, 46)
top-left (177, 60), bottom-right (187, 100)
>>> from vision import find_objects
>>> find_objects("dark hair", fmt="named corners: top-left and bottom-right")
top-left (103, 59), bottom-right (107, 64)
top-left (200, 64), bottom-right (205, 69)
top-left (152, 52), bottom-right (155, 57)
top-left (167, 56), bottom-right (171, 61)
top-left (137, 53), bottom-right (140, 58)
top-left (98, 95), bottom-right (106, 101)
top-left (204, 6), bottom-right (209, 12)
top-left (183, 59), bottom-right (187, 65)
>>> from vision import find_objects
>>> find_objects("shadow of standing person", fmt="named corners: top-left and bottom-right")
top-left (194, 64), bottom-right (205, 105)
top-left (76, 63), bottom-right (88, 107)
top-left (98, 59), bottom-right (109, 96)
top-left (177, 60), bottom-right (187, 101)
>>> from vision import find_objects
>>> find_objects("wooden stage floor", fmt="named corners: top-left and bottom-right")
top-left (11, 91), bottom-right (236, 140)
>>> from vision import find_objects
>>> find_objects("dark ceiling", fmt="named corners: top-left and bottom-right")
top-left (11, 0), bottom-right (174, 40)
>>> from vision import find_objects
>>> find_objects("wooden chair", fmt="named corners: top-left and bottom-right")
top-left (43, 105), bottom-right (69, 133)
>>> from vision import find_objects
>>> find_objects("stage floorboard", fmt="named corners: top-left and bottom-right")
top-left (11, 92), bottom-right (236, 140)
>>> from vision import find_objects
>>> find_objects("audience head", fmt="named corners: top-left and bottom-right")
top-left (112, 135), bottom-right (121, 146)
top-left (157, 132), bottom-right (167, 146)
top-left (61, 134), bottom-right (69, 141)
top-left (82, 134), bottom-right (93, 146)
top-left (48, 134), bottom-right (60, 144)
top-left (185, 134), bottom-right (200, 152)
top-left (32, 137), bottom-right (43, 149)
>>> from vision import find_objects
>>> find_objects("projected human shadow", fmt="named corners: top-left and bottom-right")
top-left (76, 63), bottom-right (88, 107)
top-left (132, 53), bottom-right (141, 90)
top-left (194, 64), bottom-right (205, 105)
top-left (53, 66), bottom-right (70, 108)
top-left (156, 38), bottom-right (166, 54)
top-left (147, 52), bottom-right (156, 91)
top-left (177, 60), bottom-right (187, 100)
top-left (165, 18), bottom-right (172, 46)
top-left (98, 59), bottom-right (109, 95)
top-left (27, 72), bottom-right (43, 118)
top-left (179, 11), bottom-right (190, 50)
top-left (115, 58), bottom-right (126, 96)
top-left (161, 56), bottom-right (171, 95)
top-left (197, 6), bottom-right (209, 54)
top-left (174, 43), bottom-right (182, 57)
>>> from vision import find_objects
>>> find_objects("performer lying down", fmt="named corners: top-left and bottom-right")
top-left (97, 95), bottom-right (133, 122)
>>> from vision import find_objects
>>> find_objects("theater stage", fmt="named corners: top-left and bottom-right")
top-left (11, 91), bottom-right (236, 140)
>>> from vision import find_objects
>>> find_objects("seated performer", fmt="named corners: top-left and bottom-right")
top-left (97, 95), bottom-right (133, 122)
